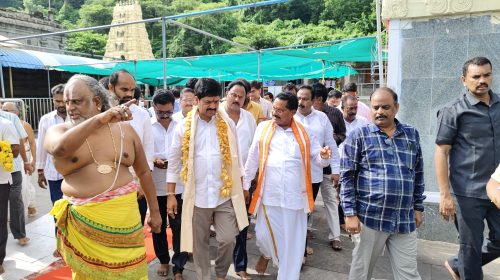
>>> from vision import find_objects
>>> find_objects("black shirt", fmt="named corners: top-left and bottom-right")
top-left (436, 90), bottom-right (500, 199)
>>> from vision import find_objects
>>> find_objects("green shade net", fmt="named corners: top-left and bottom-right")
top-left (56, 37), bottom-right (383, 85)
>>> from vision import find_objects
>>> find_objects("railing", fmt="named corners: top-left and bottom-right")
top-left (0, 98), bottom-right (54, 131)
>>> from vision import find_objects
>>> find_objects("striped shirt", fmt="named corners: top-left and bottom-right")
top-left (340, 120), bottom-right (425, 234)
top-left (36, 110), bottom-right (65, 181)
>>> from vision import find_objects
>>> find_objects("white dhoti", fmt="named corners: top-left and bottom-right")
top-left (255, 205), bottom-right (307, 280)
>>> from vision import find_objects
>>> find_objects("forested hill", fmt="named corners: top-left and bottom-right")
top-left (1, 0), bottom-right (376, 58)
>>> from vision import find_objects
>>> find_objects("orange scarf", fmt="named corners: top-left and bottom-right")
top-left (249, 119), bottom-right (314, 215)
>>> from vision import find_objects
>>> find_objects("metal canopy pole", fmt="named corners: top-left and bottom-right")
top-left (8, 67), bottom-right (13, 97)
top-left (375, 0), bottom-right (384, 86)
top-left (0, 63), bottom-right (5, 99)
top-left (162, 17), bottom-right (167, 89)
top-left (47, 67), bottom-right (51, 97)
top-left (257, 51), bottom-right (261, 81)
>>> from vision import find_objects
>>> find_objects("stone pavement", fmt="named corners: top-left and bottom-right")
top-left (2, 187), bottom-right (499, 280)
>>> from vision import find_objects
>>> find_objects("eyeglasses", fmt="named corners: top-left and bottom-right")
top-left (271, 107), bottom-right (289, 114)
top-left (227, 92), bottom-right (245, 100)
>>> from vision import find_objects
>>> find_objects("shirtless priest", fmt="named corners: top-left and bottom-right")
top-left (45, 74), bottom-right (162, 279)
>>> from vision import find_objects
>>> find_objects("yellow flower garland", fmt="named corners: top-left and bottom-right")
top-left (0, 141), bottom-right (14, 173)
top-left (180, 109), bottom-right (233, 198)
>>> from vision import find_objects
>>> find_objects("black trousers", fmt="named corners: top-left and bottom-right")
top-left (170, 194), bottom-right (188, 274)
top-left (448, 195), bottom-right (500, 279)
top-left (139, 194), bottom-right (188, 274)
top-left (0, 183), bottom-right (11, 265)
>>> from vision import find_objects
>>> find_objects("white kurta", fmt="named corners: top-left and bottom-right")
top-left (243, 121), bottom-right (329, 280)
top-left (294, 109), bottom-right (340, 181)
top-left (166, 108), bottom-right (249, 252)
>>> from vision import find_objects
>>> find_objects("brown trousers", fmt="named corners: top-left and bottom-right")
top-left (193, 200), bottom-right (239, 279)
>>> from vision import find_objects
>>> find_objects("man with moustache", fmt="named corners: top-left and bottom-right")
top-left (36, 84), bottom-right (67, 252)
top-left (166, 78), bottom-right (249, 280)
top-left (222, 79), bottom-right (257, 280)
top-left (294, 85), bottom-right (340, 256)
top-left (341, 88), bottom-right (425, 280)
top-left (108, 70), bottom-right (154, 223)
top-left (244, 93), bottom-right (332, 280)
top-left (311, 82), bottom-right (346, 242)
top-left (46, 75), bottom-right (161, 279)
top-left (340, 83), bottom-right (372, 121)
top-left (150, 90), bottom-right (187, 279)
top-left (435, 57), bottom-right (500, 279)
top-left (341, 96), bottom-right (369, 137)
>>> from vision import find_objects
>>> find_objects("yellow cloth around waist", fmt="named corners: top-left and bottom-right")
top-left (50, 191), bottom-right (147, 280)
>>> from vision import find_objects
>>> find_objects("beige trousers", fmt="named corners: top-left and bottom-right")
top-left (193, 200), bottom-right (239, 279)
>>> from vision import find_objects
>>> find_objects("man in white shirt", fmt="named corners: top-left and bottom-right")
top-left (249, 81), bottom-right (272, 119)
top-left (0, 108), bottom-right (29, 246)
top-left (172, 88), bottom-right (197, 122)
top-left (108, 70), bottom-right (154, 223)
top-left (342, 95), bottom-right (370, 138)
top-left (338, 82), bottom-right (372, 121)
top-left (244, 93), bottom-right (331, 280)
top-left (0, 118), bottom-right (19, 275)
top-left (222, 79), bottom-right (257, 280)
top-left (295, 85), bottom-right (342, 254)
top-left (150, 90), bottom-right (187, 279)
top-left (166, 78), bottom-right (249, 280)
top-left (36, 84), bottom-right (66, 205)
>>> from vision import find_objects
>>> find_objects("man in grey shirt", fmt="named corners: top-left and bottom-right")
top-left (435, 56), bottom-right (500, 280)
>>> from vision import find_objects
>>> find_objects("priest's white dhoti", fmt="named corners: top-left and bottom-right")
top-left (255, 205), bottom-right (307, 280)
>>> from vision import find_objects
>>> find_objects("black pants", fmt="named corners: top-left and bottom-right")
top-left (0, 183), bottom-right (11, 265)
top-left (170, 194), bottom-right (188, 275)
top-left (448, 195), bottom-right (500, 279)
top-left (139, 194), bottom-right (188, 274)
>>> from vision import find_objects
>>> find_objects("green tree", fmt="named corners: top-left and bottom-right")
top-left (166, 2), bottom-right (240, 57)
top-left (65, 31), bottom-right (107, 56)
top-left (78, 0), bottom-right (113, 32)
top-left (55, 0), bottom-right (79, 26)
top-left (321, 0), bottom-right (374, 29)
top-left (23, 0), bottom-right (44, 14)
top-left (0, 0), bottom-right (23, 9)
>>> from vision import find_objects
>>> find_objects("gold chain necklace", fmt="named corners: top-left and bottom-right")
top-left (85, 123), bottom-right (118, 175)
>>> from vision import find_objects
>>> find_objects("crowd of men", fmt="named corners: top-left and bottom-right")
top-left (0, 56), bottom-right (498, 280)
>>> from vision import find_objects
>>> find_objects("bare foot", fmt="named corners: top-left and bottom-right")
top-left (157, 264), bottom-right (169, 276)
top-left (237, 271), bottom-right (252, 279)
top-left (246, 233), bottom-right (253, 240)
top-left (0, 265), bottom-right (4, 274)
top-left (17, 237), bottom-right (30, 246)
top-left (255, 255), bottom-right (270, 275)
top-left (306, 246), bottom-right (314, 255)
top-left (28, 207), bottom-right (37, 217)
top-left (174, 273), bottom-right (184, 280)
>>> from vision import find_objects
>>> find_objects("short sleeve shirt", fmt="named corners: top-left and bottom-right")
top-left (435, 91), bottom-right (500, 199)
top-left (0, 118), bottom-right (19, 184)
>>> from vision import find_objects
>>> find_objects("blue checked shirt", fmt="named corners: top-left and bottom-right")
top-left (340, 119), bottom-right (425, 234)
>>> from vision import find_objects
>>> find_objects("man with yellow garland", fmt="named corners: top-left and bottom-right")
top-left (166, 78), bottom-right (249, 280)
top-left (243, 93), bottom-right (332, 280)
top-left (45, 75), bottom-right (161, 279)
